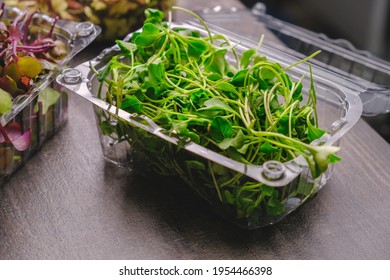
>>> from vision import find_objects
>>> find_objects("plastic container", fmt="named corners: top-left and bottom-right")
top-left (246, 3), bottom-right (389, 116)
top-left (0, 6), bottom-right (101, 186)
top-left (4, 0), bottom-right (175, 42)
top-left (56, 21), bottom-right (362, 229)
top-left (200, 3), bottom-right (390, 116)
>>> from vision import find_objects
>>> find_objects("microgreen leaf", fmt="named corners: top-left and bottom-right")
top-left (260, 141), bottom-right (279, 153)
top-left (260, 185), bottom-right (278, 197)
top-left (144, 8), bottom-right (165, 23)
top-left (307, 124), bottom-right (326, 142)
top-left (266, 197), bottom-right (284, 216)
top-left (292, 82), bottom-right (303, 101)
top-left (259, 66), bottom-right (275, 81)
top-left (186, 130), bottom-right (200, 143)
top-left (240, 49), bottom-right (256, 69)
top-left (230, 69), bottom-right (248, 87)
top-left (209, 116), bottom-right (233, 142)
top-left (134, 23), bottom-right (163, 47)
top-left (190, 89), bottom-right (208, 106)
top-left (215, 81), bottom-right (238, 95)
top-left (223, 190), bottom-right (235, 204)
top-left (187, 38), bottom-right (208, 59)
top-left (199, 98), bottom-right (235, 114)
top-left (148, 61), bottom-right (165, 86)
top-left (116, 40), bottom-right (137, 53)
top-left (216, 129), bottom-right (245, 150)
top-left (121, 95), bottom-right (143, 113)
top-left (204, 49), bottom-right (227, 75)
top-left (0, 88), bottom-right (12, 114)
top-left (207, 73), bottom-right (222, 81)
top-left (328, 154), bottom-right (342, 164)
top-left (35, 87), bottom-right (60, 115)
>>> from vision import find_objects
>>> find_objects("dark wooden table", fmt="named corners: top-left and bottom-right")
top-left (1, 0), bottom-right (390, 260)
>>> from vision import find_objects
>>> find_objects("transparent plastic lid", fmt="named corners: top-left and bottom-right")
top-left (200, 3), bottom-right (390, 116)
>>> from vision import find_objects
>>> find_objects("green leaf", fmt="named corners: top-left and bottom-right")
top-left (199, 98), bottom-right (235, 114)
top-left (144, 8), bottom-right (164, 23)
top-left (239, 197), bottom-right (256, 215)
top-left (266, 197), bottom-right (285, 216)
top-left (0, 88), bottom-right (12, 114)
top-left (258, 77), bottom-right (268, 90)
top-left (172, 120), bottom-right (188, 134)
top-left (216, 129), bottom-right (245, 150)
top-left (116, 40), bottom-right (137, 53)
top-left (134, 23), bottom-right (162, 47)
top-left (148, 62), bottom-right (165, 86)
top-left (260, 141), bottom-right (279, 153)
top-left (277, 116), bottom-right (296, 134)
top-left (227, 146), bottom-right (250, 164)
top-left (36, 87), bottom-right (60, 115)
top-left (2, 63), bottom-right (21, 82)
top-left (328, 154), bottom-right (342, 164)
top-left (261, 185), bottom-right (278, 197)
top-left (230, 70), bottom-right (248, 87)
top-left (204, 49), bottom-right (227, 75)
top-left (240, 49), bottom-right (256, 69)
top-left (207, 73), bottom-right (222, 81)
top-left (98, 61), bottom-right (112, 82)
top-left (186, 131), bottom-right (200, 143)
top-left (209, 116), bottom-right (233, 142)
top-left (292, 82), bottom-right (303, 101)
top-left (237, 143), bottom-right (249, 154)
top-left (190, 90), bottom-right (208, 105)
top-left (259, 66), bottom-right (275, 81)
top-left (187, 38), bottom-right (208, 59)
top-left (307, 125), bottom-right (326, 142)
top-left (215, 81), bottom-right (238, 95)
top-left (121, 95), bottom-right (143, 113)
top-left (224, 190), bottom-right (235, 204)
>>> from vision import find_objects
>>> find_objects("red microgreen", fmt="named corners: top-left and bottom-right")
top-left (0, 4), bottom-right (66, 114)
top-left (0, 122), bottom-right (31, 151)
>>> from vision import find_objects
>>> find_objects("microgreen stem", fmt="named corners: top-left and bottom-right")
top-left (172, 6), bottom-right (213, 43)
top-left (283, 50), bottom-right (321, 71)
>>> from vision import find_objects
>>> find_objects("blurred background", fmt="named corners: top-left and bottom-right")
top-left (240, 0), bottom-right (390, 143)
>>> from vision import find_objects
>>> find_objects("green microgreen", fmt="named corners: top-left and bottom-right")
top-left (94, 7), bottom-right (341, 222)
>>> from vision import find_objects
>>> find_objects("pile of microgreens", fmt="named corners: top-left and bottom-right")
top-left (0, 3), bottom-right (66, 151)
top-left (94, 7), bottom-right (341, 220)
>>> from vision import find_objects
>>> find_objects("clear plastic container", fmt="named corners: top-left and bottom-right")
top-left (56, 21), bottom-right (362, 229)
top-left (0, 6), bottom-right (101, 186)
top-left (251, 3), bottom-right (390, 117)
top-left (200, 3), bottom-right (389, 116)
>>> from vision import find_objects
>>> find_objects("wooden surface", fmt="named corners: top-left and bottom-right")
top-left (1, 0), bottom-right (390, 260)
